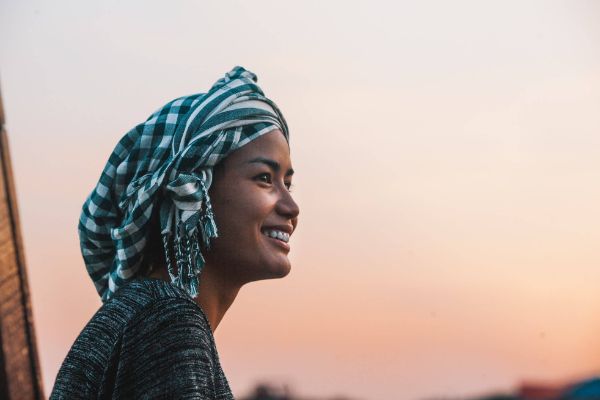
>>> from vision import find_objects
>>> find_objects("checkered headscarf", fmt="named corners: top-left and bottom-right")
top-left (79, 66), bottom-right (289, 302)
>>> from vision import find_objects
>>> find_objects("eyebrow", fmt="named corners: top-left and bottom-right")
top-left (247, 157), bottom-right (294, 176)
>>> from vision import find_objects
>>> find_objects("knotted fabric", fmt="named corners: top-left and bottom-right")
top-left (79, 66), bottom-right (289, 302)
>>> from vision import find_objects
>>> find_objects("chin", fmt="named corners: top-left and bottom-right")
top-left (261, 260), bottom-right (292, 280)
top-left (275, 265), bottom-right (292, 278)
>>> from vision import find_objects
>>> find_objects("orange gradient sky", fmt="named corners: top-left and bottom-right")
top-left (1, 1), bottom-right (599, 399)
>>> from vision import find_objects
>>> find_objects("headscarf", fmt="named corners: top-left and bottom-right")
top-left (79, 66), bottom-right (289, 302)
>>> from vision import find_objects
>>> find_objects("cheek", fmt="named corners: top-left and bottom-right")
top-left (205, 191), bottom-right (274, 274)
top-left (212, 188), bottom-right (271, 243)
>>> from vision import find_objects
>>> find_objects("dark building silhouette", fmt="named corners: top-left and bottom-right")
top-left (241, 383), bottom-right (358, 400)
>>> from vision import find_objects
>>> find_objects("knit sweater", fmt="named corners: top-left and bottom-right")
top-left (50, 278), bottom-right (234, 399)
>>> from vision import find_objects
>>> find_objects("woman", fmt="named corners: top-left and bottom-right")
top-left (51, 67), bottom-right (299, 399)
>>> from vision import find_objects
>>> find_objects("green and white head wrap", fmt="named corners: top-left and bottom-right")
top-left (79, 66), bottom-right (289, 302)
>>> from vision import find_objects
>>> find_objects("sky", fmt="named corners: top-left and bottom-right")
top-left (1, 1), bottom-right (599, 399)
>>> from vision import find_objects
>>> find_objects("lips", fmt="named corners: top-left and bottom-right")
top-left (261, 225), bottom-right (293, 250)
top-left (262, 229), bottom-right (290, 243)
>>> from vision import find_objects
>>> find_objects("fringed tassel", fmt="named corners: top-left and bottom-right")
top-left (173, 234), bottom-right (184, 289)
top-left (180, 234), bottom-right (191, 291)
top-left (187, 230), bottom-right (204, 297)
top-left (199, 180), bottom-right (218, 248)
top-left (162, 233), bottom-right (177, 283)
top-left (162, 177), bottom-right (219, 299)
top-left (182, 234), bottom-right (195, 295)
top-left (170, 222), bottom-right (203, 298)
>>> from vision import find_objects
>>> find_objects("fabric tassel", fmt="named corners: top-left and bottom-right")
top-left (190, 230), bottom-right (204, 273)
top-left (168, 221), bottom-right (203, 298)
top-left (162, 233), bottom-right (177, 283)
top-left (173, 235), bottom-right (184, 288)
top-left (187, 229), bottom-right (204, 298)
top-left (175, 177), bottom-right (217, 298)
top-left (157, 176), bottom-right (221, 299)
top-left (199, 180), bottom-right (218, 248)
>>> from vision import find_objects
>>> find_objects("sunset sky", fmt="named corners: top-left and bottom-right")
top-left (1, 1), bottom-right (599, 399)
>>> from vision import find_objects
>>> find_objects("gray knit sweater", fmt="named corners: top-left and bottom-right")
top-left (50, 278), bottom-right (234, 399)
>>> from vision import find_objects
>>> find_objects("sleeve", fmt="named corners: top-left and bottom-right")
top-left (113, 298), bottom-right (218, 399)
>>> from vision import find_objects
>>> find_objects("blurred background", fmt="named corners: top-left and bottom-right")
top-left (1, 0), bottom-right (599, 399)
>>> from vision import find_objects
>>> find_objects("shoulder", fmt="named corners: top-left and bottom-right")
top-left (50, 278), bottom-right (214, 399)
top-left (102, 278), bottom-right (212, 347)
top-left (122, 285), bottom-right (211, 341)
top-left (117, 278), bottom-right (209, 323)
top-left (51, 280), bottom-right (205, 374)
top-left (111, 282), bottom-right (223, 399)
top-left (111, 277), bottom-right (200, 310)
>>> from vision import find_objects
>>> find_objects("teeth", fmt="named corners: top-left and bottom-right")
top-left (263, 229), bottom-right (290, 243)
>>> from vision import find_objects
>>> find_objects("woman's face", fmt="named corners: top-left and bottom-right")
top-left (205, 130), bottom-right (299, 286)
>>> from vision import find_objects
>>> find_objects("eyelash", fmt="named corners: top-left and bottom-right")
top-left (256, 173), bottom-right (293, 192)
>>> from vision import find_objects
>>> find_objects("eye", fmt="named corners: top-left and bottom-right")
top-left (285, 182), bottom-right (294, 192)
top-left (255, 173), bottom-right (272, 184)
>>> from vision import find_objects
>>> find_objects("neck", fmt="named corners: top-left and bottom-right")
top-left (195, 263), bottom-right (241, 333)
top-left (147, 262), bottom-right (241, 333)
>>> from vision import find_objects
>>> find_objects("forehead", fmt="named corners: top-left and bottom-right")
top-left (226, 130), bottom-right (291, 166)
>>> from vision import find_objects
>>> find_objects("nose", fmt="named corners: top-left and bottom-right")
top-left (276, 186), bottom-right (300, 221)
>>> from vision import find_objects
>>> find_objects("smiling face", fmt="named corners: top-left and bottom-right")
top-left (204, 130), bottom-right (299, 286)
